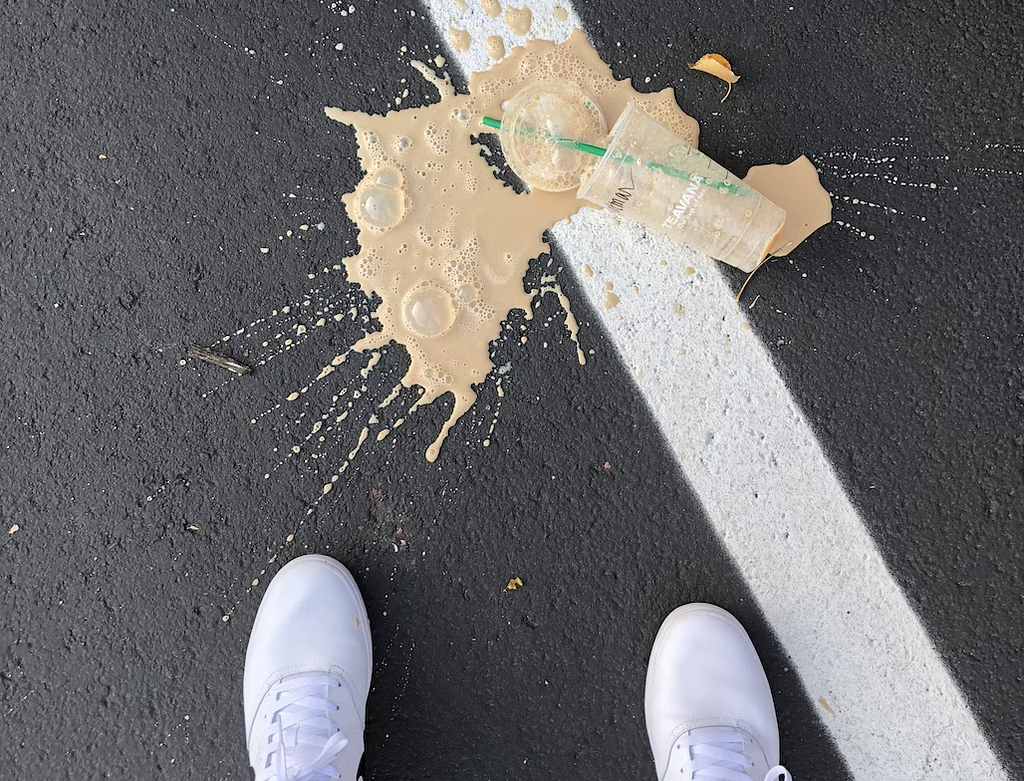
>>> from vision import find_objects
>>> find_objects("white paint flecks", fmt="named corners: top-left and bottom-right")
top-left (423, 2), bottom-right (1008, 778)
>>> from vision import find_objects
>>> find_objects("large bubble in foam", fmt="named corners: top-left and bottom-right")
top-left (402, 284), bottom-right (456, 337)
top-left (358, 168), bottom-right (407, 229)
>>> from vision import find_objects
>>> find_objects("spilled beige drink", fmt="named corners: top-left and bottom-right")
top-left (325, 32), bottom-right (831, 462)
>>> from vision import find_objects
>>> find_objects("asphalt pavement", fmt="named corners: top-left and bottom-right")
top-left (2, 1), bottom-right (1022, 779)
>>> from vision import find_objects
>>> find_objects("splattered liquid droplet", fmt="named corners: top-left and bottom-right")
top-left (486, 35), bottom-right (506, 62)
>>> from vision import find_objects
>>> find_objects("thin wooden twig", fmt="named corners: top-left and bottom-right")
top-left (188, 346), bottom-right (252, 375)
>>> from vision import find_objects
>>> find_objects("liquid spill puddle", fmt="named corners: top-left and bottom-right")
top-left (322, 30), bottom-right (702, 462)
top-left (183, 24), bottom-right (1023, 622)
top-left (188, 32), bottom-right (707, 620)
top-left (192, 32), bottom-right (831, 562)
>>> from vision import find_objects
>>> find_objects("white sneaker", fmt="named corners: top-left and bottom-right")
top-left (645, 604), bottom-right (792, 781)
top-left (244, 555), bottom-right (373, 781)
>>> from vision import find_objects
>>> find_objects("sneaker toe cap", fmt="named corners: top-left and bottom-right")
top-left (646, 605), bottom-right (780, 768)
top-left (243, 555), bottom-right (372, 733)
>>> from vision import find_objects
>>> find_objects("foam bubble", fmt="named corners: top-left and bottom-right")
top-left (403, 285), bottom-right (456, 337)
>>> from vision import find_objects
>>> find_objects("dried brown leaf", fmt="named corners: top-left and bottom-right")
top-left (689, 53), bottom-right (740, 101)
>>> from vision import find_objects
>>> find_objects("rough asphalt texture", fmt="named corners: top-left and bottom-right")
top-left (2, 0), bottom-right (1022, 779)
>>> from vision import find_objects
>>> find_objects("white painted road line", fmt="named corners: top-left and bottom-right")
top-left (422, 2), bottom-right (1008, 778)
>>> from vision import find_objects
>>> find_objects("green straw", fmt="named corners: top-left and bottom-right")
top-left (481, 116), bottom-right (742, 195)
top-left (480, 115), bottom-right (607, 157)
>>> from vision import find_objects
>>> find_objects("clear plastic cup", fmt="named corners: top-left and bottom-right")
top-left (577, 101), bottom-right (786, 271)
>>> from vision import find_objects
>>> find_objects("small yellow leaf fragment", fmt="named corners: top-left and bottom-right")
top-left (689, 53), bottom-right (739, 83)
top-left (689, 53), bottom-right (740, 101)
top-left (505, 576), bottom-right (524, 591)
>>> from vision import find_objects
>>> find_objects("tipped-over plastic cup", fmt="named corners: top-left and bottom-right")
top-left (576, 101), bottom-right (786, 271)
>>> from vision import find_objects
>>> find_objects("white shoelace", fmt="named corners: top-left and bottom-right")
top-left (675, 731), bottom-right (793, 781)
top-left (262, 673), bottom-right (351, 781)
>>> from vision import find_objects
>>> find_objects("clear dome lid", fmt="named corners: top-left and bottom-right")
top-left (499, 80), bottom-right (607, 193)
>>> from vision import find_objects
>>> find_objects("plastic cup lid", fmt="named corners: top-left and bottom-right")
top-left (499, 80), bottom-right (607, 193)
